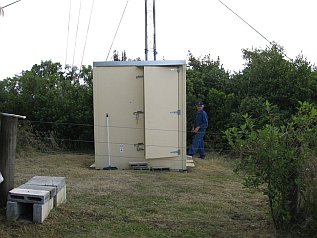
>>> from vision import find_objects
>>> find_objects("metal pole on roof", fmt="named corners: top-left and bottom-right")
top-left (145, 0), bottom-right (148, 61)
top-left (153, 0), bottom-right (157, 60)
top-left (145, 0), bottom-right (157, 61)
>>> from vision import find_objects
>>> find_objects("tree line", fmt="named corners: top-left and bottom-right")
top-left (1, 45), bottom-right (317, 233)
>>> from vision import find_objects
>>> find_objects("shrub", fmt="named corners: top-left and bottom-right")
top-left (225, 101), bottom-right (317, 234)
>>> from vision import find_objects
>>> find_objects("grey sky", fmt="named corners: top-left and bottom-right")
top-left (0, 0), bottom-right (316, 79)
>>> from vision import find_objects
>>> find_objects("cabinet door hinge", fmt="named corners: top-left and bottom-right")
top-left (170, 149), bottom-right (180, 155)
top-left (170, 109), bottom-right (181, 115)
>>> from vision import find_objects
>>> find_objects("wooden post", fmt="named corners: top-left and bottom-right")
top-left (0, 114), bottom-right (23, 207)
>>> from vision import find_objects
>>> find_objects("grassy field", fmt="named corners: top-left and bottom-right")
top-left (0, 153), bottom-right (276, 238)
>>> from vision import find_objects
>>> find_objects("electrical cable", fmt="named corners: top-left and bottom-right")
top-left (106, 0), bottom-right (130, 61)
top-left (65, 0), bottom-right (72, 67)
top-left (0, 0), bottom-right (22, 16)
top-left (79, 0), bottom-right (95, 72)
top-left (217, 0), bottom-right (271, 46)
top-left (2, 0), bottom-right (21, 9)
top-left (72, 0), bottom-right (82, 69)
top-left (217, 0), bottom-right (292, 61)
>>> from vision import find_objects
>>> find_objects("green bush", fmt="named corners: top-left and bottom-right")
top-left (225, 101), bottom-right (317, 233)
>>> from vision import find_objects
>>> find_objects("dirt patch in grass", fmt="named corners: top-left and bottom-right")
top-left (0, 153), bottom-right (276, 238)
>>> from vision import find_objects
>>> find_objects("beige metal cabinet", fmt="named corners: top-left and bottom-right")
top-left (93, 60), bottom-right (186, 170)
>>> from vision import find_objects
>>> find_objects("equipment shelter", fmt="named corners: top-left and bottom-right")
top-left (93, 60), bottom-right (186, 170)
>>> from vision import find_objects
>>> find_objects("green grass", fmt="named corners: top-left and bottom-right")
top-left (0, 153), bottom-right (276, 238)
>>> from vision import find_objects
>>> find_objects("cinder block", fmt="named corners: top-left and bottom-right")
top-left (25, 176), bottom-right (66, 207)
top-left (55, 185), bottom-right (66, 207)
top-left (33, 197), bottom-right (54, 223)
top-left (8, 188), bottom-right (50, 204)
top-left (6, 201), bottom-right (22, 221)
top-left (18, 184), bottom-right (56, 198)
top-left (7, 198), bottom-right (54, 223)
top-left (25, 176), bottom-right (65, 192)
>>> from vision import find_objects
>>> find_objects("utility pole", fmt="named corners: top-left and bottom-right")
top-left (0, 113), bottom-right (26, 207)
top-left (145, 0), bottom-right (157, 61)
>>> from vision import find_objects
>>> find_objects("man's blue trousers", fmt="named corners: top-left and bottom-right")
top-left (188, 131), bottom-right (206, 157)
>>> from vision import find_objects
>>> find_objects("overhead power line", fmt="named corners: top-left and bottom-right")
top-left (106, 0), bottom-right (130, 61)
top-left (0, 0), bottom-right (22, 16)
top-left (72, 0), bottom-right (82, 68)
top-left (2, 0), bottom-right (21, 9)
top-left (80, 0), bottom-right (95, 72)
top-left (65, 0), bottom-right (72, 67)
top-left (217, 0), bottom-right (272, 45)
top-left (217, 0), bottom-right (292, 61)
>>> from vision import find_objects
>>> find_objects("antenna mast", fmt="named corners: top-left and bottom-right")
top-left (145, 0), bottom-right (157, 61)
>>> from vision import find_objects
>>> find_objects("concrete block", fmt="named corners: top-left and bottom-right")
top-left (18, 184), bottom-right (56, 198)
top-left (55, 185), bottom-right (66, 207)
top-left (8, 188), bottom-right (50, 204)
top-left (7, 198), bottom-right (54, 223)
top-left (6, 201), bottom-right (22, 221)
top-left (33, 197), bottom-right (54, 223)
top-left (26, 176), bottom-right (66, 192)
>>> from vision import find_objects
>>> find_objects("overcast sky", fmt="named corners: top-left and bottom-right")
top-left (0, 0), bottom-right (316, 79)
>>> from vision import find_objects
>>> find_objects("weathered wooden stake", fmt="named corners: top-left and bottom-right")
top-left (0, 115), bottom-right (19, 207)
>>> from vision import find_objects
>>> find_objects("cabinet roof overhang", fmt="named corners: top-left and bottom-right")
top-left (93, 60), bottom-right (186, 67)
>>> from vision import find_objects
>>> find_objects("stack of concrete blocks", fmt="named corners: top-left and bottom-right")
top-left (6, 176), bottom-right (66, 223)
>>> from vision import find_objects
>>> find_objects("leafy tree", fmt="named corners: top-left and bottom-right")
top-left (0, 60), bottom-right (93, 151)
top-left (233, 44), bottom-right (317, 116)
top-left (186, 52), bottom-right (233, 149)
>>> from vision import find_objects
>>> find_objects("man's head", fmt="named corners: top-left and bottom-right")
top-left (196, 102), bottom-right (204, 111)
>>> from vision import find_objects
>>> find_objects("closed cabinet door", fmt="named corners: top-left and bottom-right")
top-left (94, 66), bottom-right (145, 168)
top-left (144, 66), bottom-right (179, 159)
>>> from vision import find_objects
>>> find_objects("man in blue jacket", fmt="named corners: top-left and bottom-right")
top-left (187, 102), bottom-right (208, 159)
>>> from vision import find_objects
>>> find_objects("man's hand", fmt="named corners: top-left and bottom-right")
top-left (192, 127), bottom-right (200, 133)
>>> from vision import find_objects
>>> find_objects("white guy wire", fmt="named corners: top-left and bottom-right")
top-left (106, 0), bottom-right (130, 61)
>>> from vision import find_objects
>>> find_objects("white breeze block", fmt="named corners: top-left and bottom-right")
top-left (8, 188), bottom-right (50, 204)
top-left (6, 201), bottom-right (23, 221)
top-left (7, 198), bottom-right (54, 223)
top-left (25, 176), bottom-right (65, 192)
top-left (25, 176), bottom-right (66, 207)
top-left (55, 184), bottom-right (66, 207)
top-left (33, 197), bottom-right (54, 223)
top-left (18, 184), bottom-right (57, 198)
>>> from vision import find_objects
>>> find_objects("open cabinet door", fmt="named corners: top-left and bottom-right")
top-left (144, 66), bottom-right (179, 159)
